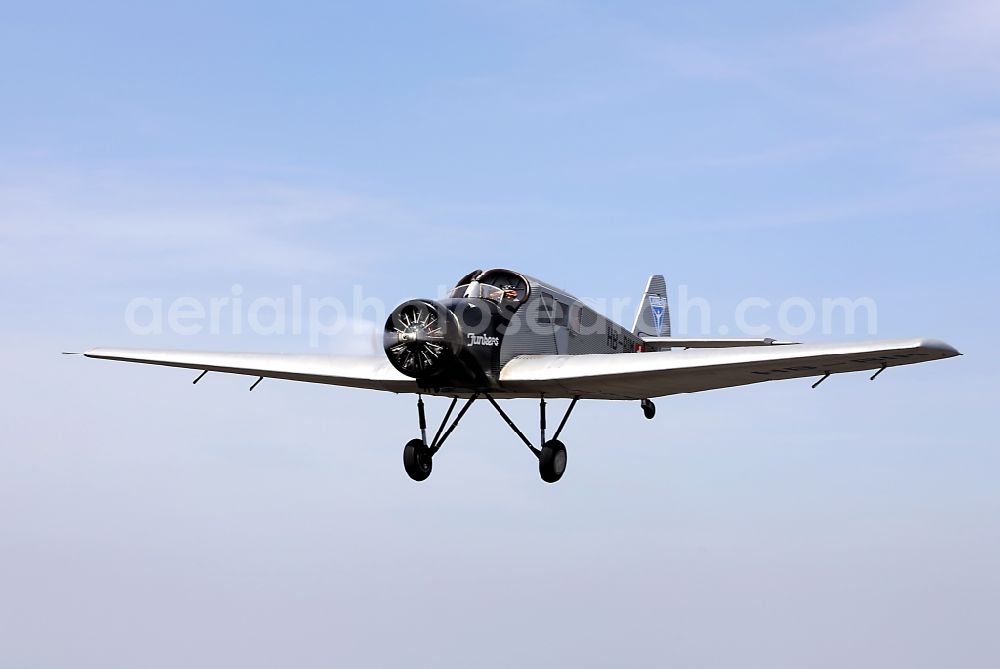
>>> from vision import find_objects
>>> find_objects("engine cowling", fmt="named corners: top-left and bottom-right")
top-left (383, 299), bottom-right (464, 378)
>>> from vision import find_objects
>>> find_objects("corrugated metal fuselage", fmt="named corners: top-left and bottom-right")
top-left (414, 271), bottom-right (644, 396)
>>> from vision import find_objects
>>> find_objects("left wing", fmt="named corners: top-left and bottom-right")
top-left (83, 348), bottom-right (418, 393)
top-left (499, 338), bottom-right (959, 399)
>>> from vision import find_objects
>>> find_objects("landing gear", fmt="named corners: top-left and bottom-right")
top-left (641, 398), bottom-right (656, 420)
top-left (403, 393), bottom-right (579, 483)
top-left (403, 438), bottom-right (433, 481)
top-left (538, 439), bottom-right (567, 483)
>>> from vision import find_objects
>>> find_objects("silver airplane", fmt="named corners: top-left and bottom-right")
top-left (80, 269), bottom-right (960, 483)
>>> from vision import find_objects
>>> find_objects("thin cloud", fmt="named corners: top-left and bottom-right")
top-left (919, 123), bottom-right (1000, 175)
top-left (0, 164), bottom-right (413, 282)
top-left (815, 0), bottom-right (1000, 81)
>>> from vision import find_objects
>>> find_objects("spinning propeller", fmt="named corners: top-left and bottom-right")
top-left (383, 299), bottom-right (463, 378)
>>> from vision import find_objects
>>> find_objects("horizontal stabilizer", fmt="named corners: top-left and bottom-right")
top-left (641, 337), bottom-right (798, 350)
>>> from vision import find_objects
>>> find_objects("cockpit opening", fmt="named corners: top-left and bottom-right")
top-left (449, 268), bottom-right (530, 306)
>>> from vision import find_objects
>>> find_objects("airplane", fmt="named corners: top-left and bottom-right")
top-left (79, 268), bottom-right (960, 483)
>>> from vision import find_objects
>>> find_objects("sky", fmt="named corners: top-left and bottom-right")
top-left (1, 1), bottom-right (998, 667)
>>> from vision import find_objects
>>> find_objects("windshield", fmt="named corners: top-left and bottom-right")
top-left (447, 284), bottom-right (469, 299)
top-left (447, 282), bottom-right (507, 302)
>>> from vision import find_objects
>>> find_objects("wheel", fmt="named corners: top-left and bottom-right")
top-left (403, 438), bottom-right (433, 481)
top-left (538, 439), bottom-right (567, 483)
top-left (642, 399), bottom-right (656, 420)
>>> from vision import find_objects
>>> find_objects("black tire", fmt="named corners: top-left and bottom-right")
top-left (403, 438), bottom-right (433, 481)
top-left (538, 439), bottom-right (567, 483)
top-left (642, 400), bottom-right (656, 420)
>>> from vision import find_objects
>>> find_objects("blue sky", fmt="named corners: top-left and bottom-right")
top-left (1, 1), bottom-right (998, 667)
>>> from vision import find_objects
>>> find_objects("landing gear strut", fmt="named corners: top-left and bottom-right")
top-left (484, 393), bottom-right (578, 484)
top-left (403, 393), bottom-right (579, 483)
top-left (403, 394), bottom-right (478, 482)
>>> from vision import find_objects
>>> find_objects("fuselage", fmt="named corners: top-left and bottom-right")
top-left (383, 268), bottom-right (643, 393)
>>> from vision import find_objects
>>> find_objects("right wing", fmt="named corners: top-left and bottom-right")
top-left (83, 348), bottom-right (419, 393)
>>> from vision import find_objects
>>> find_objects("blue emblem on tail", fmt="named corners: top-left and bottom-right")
top-left (648, 295), bottom-right (667, 336)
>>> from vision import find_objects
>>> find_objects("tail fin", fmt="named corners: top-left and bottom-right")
top-left (632, 275), bottom-right (670, 337)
